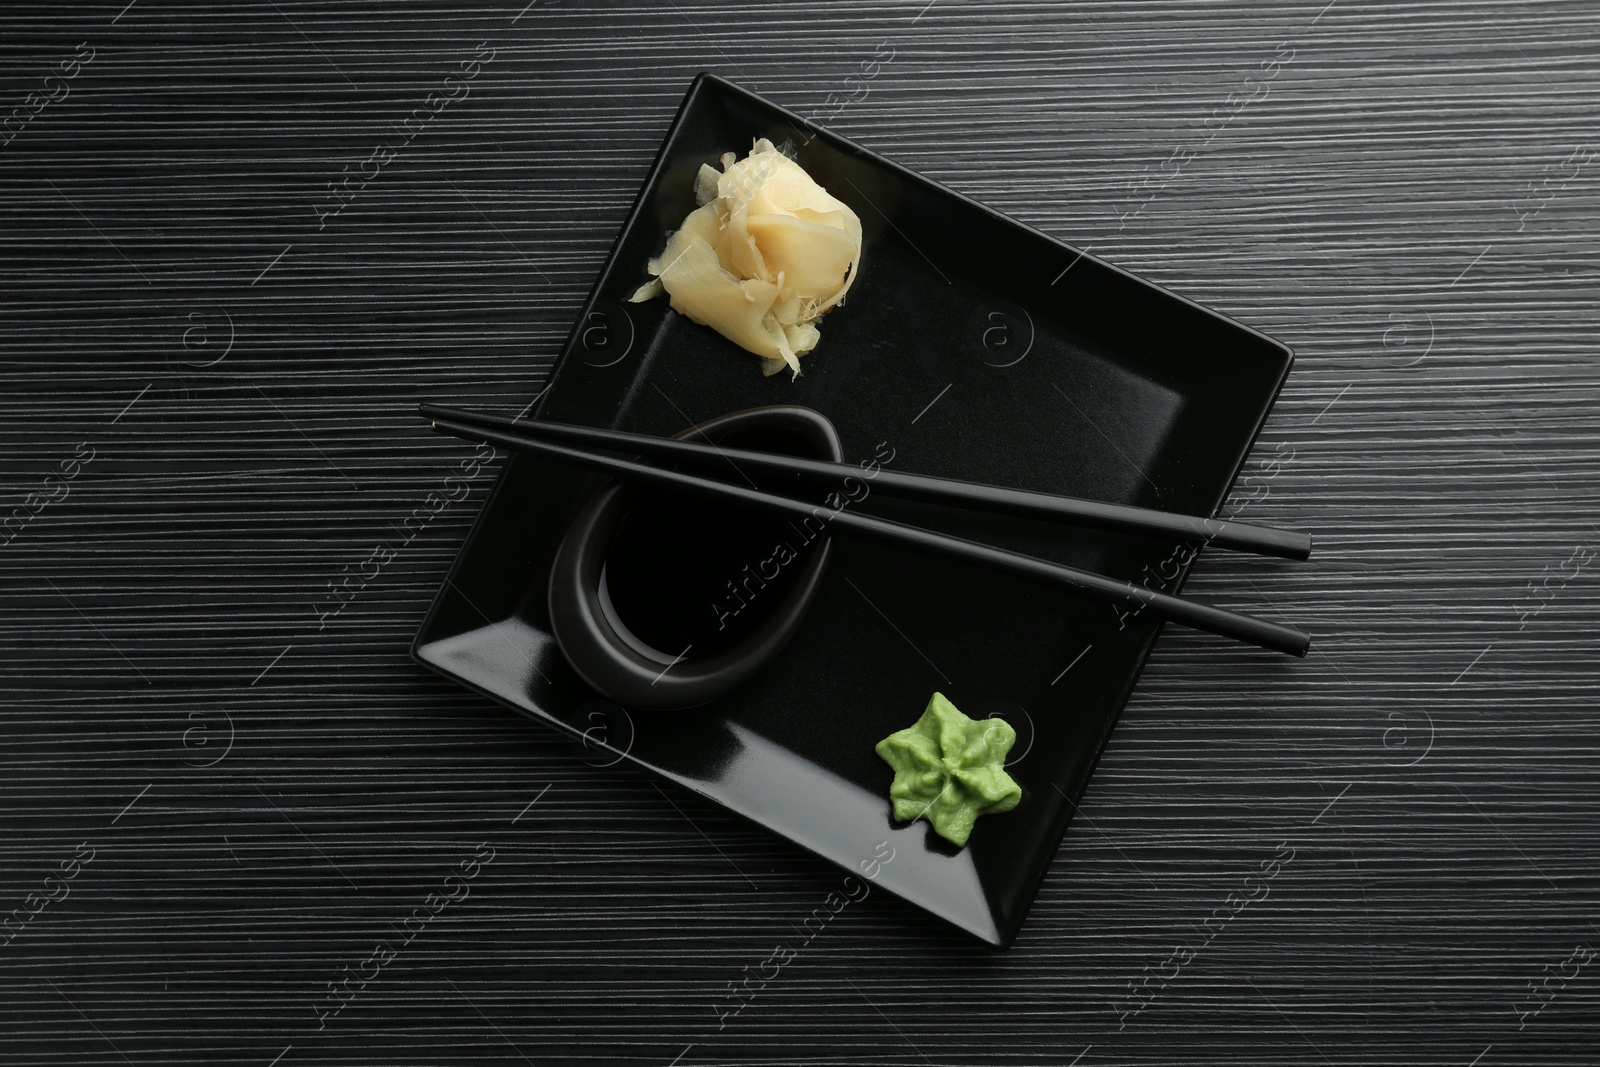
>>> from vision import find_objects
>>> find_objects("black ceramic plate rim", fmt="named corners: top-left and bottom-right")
top-left (410, 71), bottom-right (1296, 946)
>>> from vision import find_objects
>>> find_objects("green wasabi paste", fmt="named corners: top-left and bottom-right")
top-left (875, 692), bottom-right (1022, 847)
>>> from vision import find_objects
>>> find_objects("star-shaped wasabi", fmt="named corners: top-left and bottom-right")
top-left (874, 692), bottom-right (1023, 847)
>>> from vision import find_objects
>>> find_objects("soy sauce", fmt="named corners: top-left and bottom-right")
top-left (598, 425), bottom-right (827, 662)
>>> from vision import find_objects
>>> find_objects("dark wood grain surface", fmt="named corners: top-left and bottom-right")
top-left (3, 1), bottom-right (1597, 1064)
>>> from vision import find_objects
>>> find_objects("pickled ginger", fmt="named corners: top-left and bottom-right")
top-left (629, 139), bottom-right (862, 378)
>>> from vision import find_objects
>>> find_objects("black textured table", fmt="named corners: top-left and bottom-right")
top-left (3, 2), bottom-right (1597, 1064)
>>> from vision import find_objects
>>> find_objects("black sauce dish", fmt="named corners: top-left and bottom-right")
top-left (547, 405), bottom-right (842, 711)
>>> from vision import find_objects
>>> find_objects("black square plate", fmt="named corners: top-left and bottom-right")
top-left (413, 72), bottom-right (1294, 947)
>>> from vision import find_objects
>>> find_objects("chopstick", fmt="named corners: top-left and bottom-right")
top-left (423, 412), bottom-right (1312, 657)
top-left (418, 403), bottom-right (1311, 560)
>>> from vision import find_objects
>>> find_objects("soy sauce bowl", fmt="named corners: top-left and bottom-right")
top-left (547, 405), bottom-right (842, 711)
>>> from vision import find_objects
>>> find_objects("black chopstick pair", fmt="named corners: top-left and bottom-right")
top-left (418, 402), bottom-right (1313, 657)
